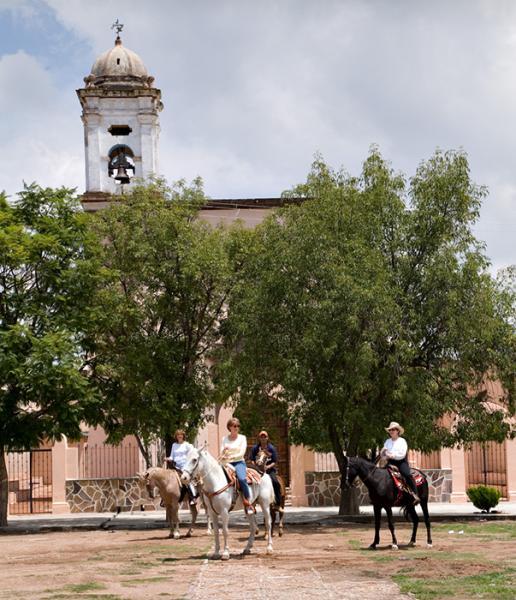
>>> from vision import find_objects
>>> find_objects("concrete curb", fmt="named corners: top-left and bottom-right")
top-left (2, 505), bottom-right (515, 535)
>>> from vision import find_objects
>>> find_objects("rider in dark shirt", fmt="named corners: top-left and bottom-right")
top-left (250, 430), bottom-right (282, 507)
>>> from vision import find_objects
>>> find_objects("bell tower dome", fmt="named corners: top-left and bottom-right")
top-left (77, 21), bottom-right (163, 210)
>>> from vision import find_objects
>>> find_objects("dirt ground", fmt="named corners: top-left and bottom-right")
top-left (1, 520), bottom-right (515, 599)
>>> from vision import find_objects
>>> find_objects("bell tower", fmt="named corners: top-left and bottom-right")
top-left (77, 21), bottom-right (163, 210)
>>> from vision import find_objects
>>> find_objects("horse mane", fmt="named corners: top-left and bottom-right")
top-left (350, 456), bottom-right (375, 468)
top-left (199, 448), bottom-right (220, 469)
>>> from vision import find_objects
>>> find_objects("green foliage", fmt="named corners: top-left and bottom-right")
top-left (0, 184), bottom-right (103, 450)
top-left (87, 179), bottom-right (249, 450)
top-left (223, 148), bottom-right (515, 473)
top-left (466, 485), bottom-right (502, 512)
top-left (0, 184), bottom-right (106, 525)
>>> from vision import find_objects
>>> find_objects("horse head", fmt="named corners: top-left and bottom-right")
top-left (180, 447), bottom-right (202, 485)
top-left (254, 449), bottom-right (268, 473)
top-left (137, 468), bottom-right (156, 498)
top-left (342, 456), bottom-right (360, 488)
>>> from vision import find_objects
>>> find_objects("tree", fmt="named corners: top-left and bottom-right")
top-left (88, 179), bottom-right (250, 462)
top-left (0, 185), bottom-right (103, 525)
top-left (223, 149), bottom-right (515, 514)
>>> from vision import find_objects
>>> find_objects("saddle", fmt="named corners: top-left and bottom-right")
top-left (218, 465), bottom-right (262, 512)
top-left (223, 464), bottom-right (262, 488)
top-left (387, 466), bottom-right (425, 506)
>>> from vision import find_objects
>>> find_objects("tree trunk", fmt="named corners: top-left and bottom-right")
top-left (328, 422), bottom-right (360, 515)
top-left (0, 450), bottom-right (8, 527)
top-left (135, 436), bottom-right (152, 469)
top-left (339, 480), bottom-right (360, 515)
top-left (163, 433), bottom-right (174, 469)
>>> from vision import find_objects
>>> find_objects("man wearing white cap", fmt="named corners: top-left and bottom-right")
top-left (381, 421), bottom-right (420, 504)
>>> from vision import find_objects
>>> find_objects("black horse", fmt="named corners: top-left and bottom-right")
top-left (343, 456), bottom-right (432, 550)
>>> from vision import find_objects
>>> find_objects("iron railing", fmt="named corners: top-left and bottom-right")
top-left (7, 449), bottom-right (52, 515)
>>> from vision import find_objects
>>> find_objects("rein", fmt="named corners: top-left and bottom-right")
top-left (183, 452), bottom-right (237, 515)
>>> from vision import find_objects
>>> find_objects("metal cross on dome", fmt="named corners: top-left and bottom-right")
top-left (111, 19), bottom-right (124, 35)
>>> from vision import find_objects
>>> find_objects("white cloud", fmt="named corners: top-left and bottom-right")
top-left (0, 0), bottom-right (513, 269)
top-left (0, 51), bottom-right (83, 196)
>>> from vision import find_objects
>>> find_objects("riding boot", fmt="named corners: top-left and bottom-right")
top-left (405, 479), bottom-right (420, 505)
top-left (243, 497), bottom-right (255, 515)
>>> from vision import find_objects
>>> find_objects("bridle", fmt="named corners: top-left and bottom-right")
top-left (181, 450), bottom-right (236, 514)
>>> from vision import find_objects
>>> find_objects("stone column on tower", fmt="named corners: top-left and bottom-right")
top-left (77, 26), bottom-right (163, 211)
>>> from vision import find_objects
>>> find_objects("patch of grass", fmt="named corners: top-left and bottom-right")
top-left (119, 568), bottom-right (144, 575)
top-left (348, 539), bottom-right (362, 549)
top-left (64, 582), bottom-right (107, 594)
top-left (433, 522), bottom-right (516, 539)
top-left (394, 568), bottom-right (516, 599)
top-left (43, 595), bottom-right (123, 600)
top-left (121, 575), bottom-right (171, 588)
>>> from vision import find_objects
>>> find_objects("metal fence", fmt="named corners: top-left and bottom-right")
top-left (314, 452), bottom-right (340, 472)
top-left (410, 450), bottom-right (441, 470)
top-left (78, 441), bottom-right (165, 479)
top-left (465, 441), bottom-right (507, 498)
top-left (7, 449), bottom-right (53, 515)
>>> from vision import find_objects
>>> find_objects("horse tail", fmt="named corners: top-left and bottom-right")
top-left (402, 503), bottom-right (414, 522)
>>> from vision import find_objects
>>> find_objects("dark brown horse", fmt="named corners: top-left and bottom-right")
top-left (254, 449), bottom-right (286, 537)
top-left (343, 456), bottom-right (432, 550)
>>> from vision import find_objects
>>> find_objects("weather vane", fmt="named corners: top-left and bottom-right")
top-left (111, 19), bottom-right (124, 36)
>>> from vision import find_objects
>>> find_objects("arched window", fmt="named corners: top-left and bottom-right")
top-left (108, 144), bottom-right (135, 184)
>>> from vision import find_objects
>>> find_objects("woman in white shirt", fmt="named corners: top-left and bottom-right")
top-left (167, 429), bottom-right (197, 505)
top-left (381, 421), bottom-right (420, 504)
top-left (220, 417), bottom-right (253, 513)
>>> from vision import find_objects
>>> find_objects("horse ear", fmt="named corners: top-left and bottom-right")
top-left (197, 440), bottom-right (208, 451)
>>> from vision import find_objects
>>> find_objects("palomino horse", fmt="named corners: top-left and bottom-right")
top-left (139, 467), bottom-right (200, 539)
top-left (181, 447), bottom-right (274, 560)
top-left (344, 456), bottom-right (432, 550)
top-left (253, 448), bottom-right (286, 537)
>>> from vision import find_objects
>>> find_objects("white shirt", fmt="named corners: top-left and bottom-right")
top-left (382, 437), bottom-right (408, 461)
top-left (168, 441), bottom-right (193, 470)
top-left (220, 433), bottom-right (247, 464)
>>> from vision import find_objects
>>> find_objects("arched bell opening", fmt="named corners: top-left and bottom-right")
top-left (108, 144), bottom-right (135, 185)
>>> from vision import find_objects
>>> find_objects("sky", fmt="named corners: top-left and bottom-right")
top-left (0, 0), bottom-right (515, 273)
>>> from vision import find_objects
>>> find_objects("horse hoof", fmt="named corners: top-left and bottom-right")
top-left (186, 530), bottom-right (192, 538)
top-left (210, 553), bottom-right (221, 560)
top-left (242, 548), bottom-right (251, 556)
top-left (278, 529), bottom-right (283, 537)
top-left (427, 543), bottom-right (433, 549)
top-left (391, 544), bottom-right (399, 551)
top-left (408, 541), bottom-right (416, 547)
top-left (221, 552), bottom-right (230, 561)
top-left (266, 545), bottom-right (273, 555)
top-left (368, 544), bottom-right (377, 550)
top-left (173, 533), bottom-right (180, 540)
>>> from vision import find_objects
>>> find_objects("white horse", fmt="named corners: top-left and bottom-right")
top-left (181, 446), bottom-right (274, 560)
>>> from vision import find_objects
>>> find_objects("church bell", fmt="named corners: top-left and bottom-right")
top-left (114, 163), bottom-right (131, 184)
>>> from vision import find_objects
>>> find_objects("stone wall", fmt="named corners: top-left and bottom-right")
top-left (66, 477), bottom-right (160, 513)
top-left (305, 469), bottom-right (453, 507)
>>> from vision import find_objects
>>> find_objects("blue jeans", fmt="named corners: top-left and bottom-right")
top-left (230, 460), bottom-right (250, 500)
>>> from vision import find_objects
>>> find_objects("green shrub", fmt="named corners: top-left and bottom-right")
top-left (466, 485), bottom-right (501, 513)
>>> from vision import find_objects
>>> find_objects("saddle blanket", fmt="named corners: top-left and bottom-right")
top-left (388, 467), bottom-right (425, 506)
top-left (223, 465), bottom-right (262, 486)
top-left (388, 466), bottom-right (425, 490)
